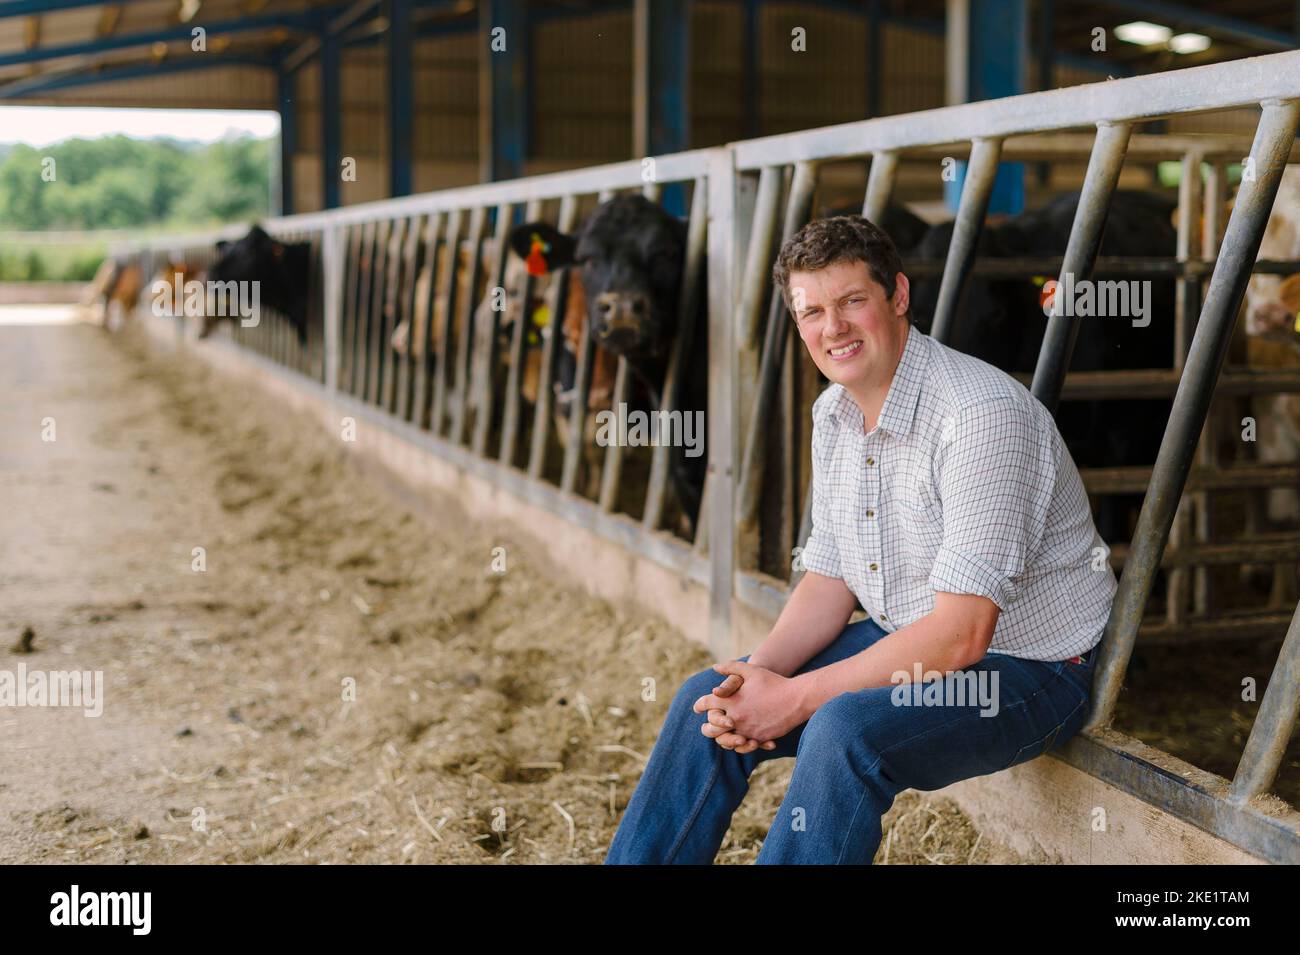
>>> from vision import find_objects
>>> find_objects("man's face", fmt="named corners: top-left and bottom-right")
top-left (788, 259), bottom-right (910, 388)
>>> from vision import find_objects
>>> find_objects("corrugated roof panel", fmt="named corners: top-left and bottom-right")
top-left (33, 7), bottom-right (106, 46)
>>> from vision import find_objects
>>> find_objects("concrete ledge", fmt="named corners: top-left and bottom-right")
top-left (938, 753), bottom-right (1266, 864)
top-left (134, 309), bottom-right (1279, 865)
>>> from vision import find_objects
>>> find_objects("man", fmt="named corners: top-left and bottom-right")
top-left (604, 215), bottom-right (1118, 865)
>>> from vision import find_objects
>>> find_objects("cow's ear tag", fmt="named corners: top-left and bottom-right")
top-left (531, 303), bottom-right (551, 328)
top-left (525, 233), bottom-right (551, 276)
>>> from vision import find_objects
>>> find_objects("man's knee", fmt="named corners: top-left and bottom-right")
top-left (797, 691), bottom-right (889, 765)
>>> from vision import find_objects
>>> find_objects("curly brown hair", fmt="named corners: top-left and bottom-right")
top-left (772, 214), bottom-right (906, 317)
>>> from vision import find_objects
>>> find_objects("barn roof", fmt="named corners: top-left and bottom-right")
top-left (0, 0), bottom-right (1295, 108)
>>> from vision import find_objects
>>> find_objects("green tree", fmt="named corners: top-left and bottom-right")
top-left (0, 131), bottom-right (272, 231)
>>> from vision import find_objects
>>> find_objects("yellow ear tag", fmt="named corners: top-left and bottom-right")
top-left (1031, 275), bottom-right (1048, 287)
top-left (1293, 312), bottom-right (1300, 333)
top-left (531, 304), bottom-right (551, 328)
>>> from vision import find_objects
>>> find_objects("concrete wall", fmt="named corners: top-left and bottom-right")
top-left (0, 281), bottom-right (85, 305)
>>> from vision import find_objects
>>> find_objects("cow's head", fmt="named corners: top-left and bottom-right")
top-left (1245, 194), bottom-right (1300, 343)
top-left (1245, 273), bottom-right (1300, 342)
top-left (508, 195), bottom-right (686, 359)
top-left (205, 225), bottom-right (310, 343)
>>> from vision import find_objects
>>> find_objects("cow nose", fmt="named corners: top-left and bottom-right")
top-left (595, 292), bottom-right (648, 333)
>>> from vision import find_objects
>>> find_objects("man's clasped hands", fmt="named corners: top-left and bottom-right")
top-left (689, 660), bottom-right (810, 754)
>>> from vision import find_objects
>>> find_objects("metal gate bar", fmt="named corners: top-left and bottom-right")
top-left (1088, 98), bottom-right (1300, 730)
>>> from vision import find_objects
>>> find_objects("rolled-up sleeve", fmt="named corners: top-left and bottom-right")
top-left (798, 395), bottom-right (842, 580)
top-left (928, 398), bottom-right (1053, 611)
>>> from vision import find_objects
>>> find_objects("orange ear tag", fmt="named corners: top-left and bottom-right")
top-left (526, 234), bottom-right (550, 276)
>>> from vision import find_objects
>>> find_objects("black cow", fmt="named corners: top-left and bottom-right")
top-left (906, 190), bottom-right (1179, 546)
top-left (504, 196), bottom-right (936, 537)
top-left (509, 195), bottom-right (709, 534)
top-left (202, 225), bottom-right (313, 343)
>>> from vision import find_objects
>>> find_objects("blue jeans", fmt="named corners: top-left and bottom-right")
top-left (605, 617), bottom-right (1096, 864)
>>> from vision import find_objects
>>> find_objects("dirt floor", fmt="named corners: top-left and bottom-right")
top-left (0, 314), bottom-right (1028, 864)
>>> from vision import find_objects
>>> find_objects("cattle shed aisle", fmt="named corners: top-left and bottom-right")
top-left (121, 49), bottom-right (1300, 863)
top-left (123, 265), bottom-right (1269, 867)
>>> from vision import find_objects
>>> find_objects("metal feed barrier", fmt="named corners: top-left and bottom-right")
top-left (123, 51), bottom-right (1300, 863)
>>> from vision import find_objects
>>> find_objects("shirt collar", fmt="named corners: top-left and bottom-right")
top-left (824, 322), bottom-right (929, 438)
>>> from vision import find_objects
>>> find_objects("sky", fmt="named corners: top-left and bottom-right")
top-left (0, 106), bottom-right (279, 147)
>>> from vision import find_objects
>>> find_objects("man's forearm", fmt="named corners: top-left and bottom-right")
top-left (746, 571), bottom-right (858, 677)
top-left (792, 610), bottom-right (984, 718)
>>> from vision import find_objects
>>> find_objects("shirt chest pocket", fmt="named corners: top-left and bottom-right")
top-left (896, 491), bottom-right (945, 576)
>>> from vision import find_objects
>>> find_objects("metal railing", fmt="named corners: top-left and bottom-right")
top-left (120, 50), bottom-right (1300, 863)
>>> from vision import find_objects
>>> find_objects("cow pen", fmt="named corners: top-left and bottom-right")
top-left (116, 50), bottom-right (1300, 865)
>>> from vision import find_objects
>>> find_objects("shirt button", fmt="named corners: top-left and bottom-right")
top-left (881, 613), bottom-right (889, 621)
top-left (866, 456), bottom-right (876, 466)
top-left (869, 562), bottom-right (879, 571)
top-left (865, 508), bottom-right (875, 518)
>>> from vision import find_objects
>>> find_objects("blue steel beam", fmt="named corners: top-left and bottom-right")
top-left (633, 0), bottom-right (687, 156)
top-left (278, 66), bottom-right (297, 216)
top-left (0, 0), bottom-right (155, 17)
top-left (0, 9), bottom-right (332, 67)
top-left (283, 0), bottom-right (470, 73)
top-left (387, 0), bottom-right (413, 197)
top-left (633, 0), bottom-right (687, 216)
top-left (320, 27), bottom-right (341, 209)
top-left (945, 0), bottom-right (1027, 216)
top-left (0, 55), bottom-right (270, 97)
top-left (478, 0), bottom-right (525, 183)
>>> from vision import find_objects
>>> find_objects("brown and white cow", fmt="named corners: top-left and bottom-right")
top-left (84, 257), bottom-right (143, 331)
top-left (1241, 163), bottom-right (1300, 603)
top-left (150, 261), bottom-right (199, 319)
top-left (389, 233), bottom-right (619, 492)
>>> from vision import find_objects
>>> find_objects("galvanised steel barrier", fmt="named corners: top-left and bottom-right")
top-left (729, 51), bottom-right (1300, 863)
top-left (119, 51), bottom-right (1300, 862)
top-left (906, 133), bottom-right (1300, 645)
top-left (126, 149), bottom-right (725, 604)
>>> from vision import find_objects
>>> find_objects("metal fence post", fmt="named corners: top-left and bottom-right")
top-left (1228, 597), bottom-right (1300, 804)
top-left (323, 224), bottom-right (344, 395)
top-left (707, 147), bottom-right (739, 661)
top-left (1031, 121), bottom-right (1132, 411)
top-left (930, 136), bottom-right (1003, 344)
top-left (1086, 98), bottom-right (1300, 731)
